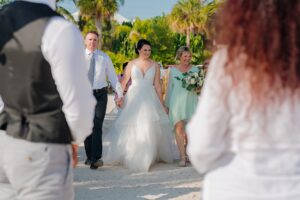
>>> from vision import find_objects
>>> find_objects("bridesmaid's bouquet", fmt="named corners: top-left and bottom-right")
top-left (175, 67), bottom-right (206, 95)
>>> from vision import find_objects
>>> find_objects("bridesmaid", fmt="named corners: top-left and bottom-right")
top-left (165, 46), bottom-right (199, 167)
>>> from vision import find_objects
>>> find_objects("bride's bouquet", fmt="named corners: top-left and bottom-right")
top-left (175, 67), bottom-right (206, 95)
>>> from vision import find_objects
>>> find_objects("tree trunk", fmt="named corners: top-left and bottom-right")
top-left (186, 28), bottom-right (191, 47)
top-left (95, 17), bottom-right (102, 49)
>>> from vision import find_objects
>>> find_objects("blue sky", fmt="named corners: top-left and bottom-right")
top-left (118, 0), bottom-right (178, 20)
top-left (60, 0), bottom-right (179, 20)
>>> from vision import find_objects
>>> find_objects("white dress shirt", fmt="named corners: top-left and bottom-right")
top-left (187, 49), bottom-right (300, 200)
top-left (13, 0), bottom-right (96, 144)
top-left (0, 96), bottom-right (3, 113)
top-left (85, 49), bottom-right (123, 98)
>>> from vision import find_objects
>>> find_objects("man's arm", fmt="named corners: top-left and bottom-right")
top-left (42, 17), bottom-right (96, 144)
top-left (105, 55), bottom-right (123, 98)
top-left (0, 96), bottom-right (4, 113)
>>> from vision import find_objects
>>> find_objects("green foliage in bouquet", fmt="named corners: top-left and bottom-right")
top-left (175, 67), bottom-right (206, 95)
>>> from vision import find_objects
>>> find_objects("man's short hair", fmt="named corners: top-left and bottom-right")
top-left (85, 30), bottom-right (99, 38)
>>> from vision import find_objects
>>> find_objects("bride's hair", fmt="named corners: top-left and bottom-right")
top-left (135, 39), bottom-right (151, 55)
top-left (216, 0), bottom-right (300, 109)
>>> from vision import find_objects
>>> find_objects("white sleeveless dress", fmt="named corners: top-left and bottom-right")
top-left (103, 64), bottom-right (174, 172)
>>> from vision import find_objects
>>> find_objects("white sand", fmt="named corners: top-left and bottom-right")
top-left (74, 95), bottom-right (203, 200)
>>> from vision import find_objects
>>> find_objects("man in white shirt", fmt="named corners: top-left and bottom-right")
top-left (0, 1), bottom-right (96, 199)
top-left (84, 30), bottom-right (123, 169)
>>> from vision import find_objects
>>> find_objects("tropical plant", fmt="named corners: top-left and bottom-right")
top-left (0, 0), bottom-right (13, 7)
top-left (77, 0), bottom-right (125, 48)
top-left (168, 0), bottom-right (219, 47)
top-left (105, 51), bottom-right (128, 74)
top-left (199, 0), bottom-right (220, 40)
top-left (1, 0), bottom-right (76, 24)
top-left (111, 23), bottom-right (133, 56)
top-left (56, 0), bottom-right (76, 23)
top-left (78, 15), bottom-right (97, 35)
top-left (128, 16), bottom-right (178, 65)
top-left (173, 33), bottom-right (211, 65)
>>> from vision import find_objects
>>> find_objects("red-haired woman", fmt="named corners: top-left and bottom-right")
top-left (187, 1), bottom-right (300, 199)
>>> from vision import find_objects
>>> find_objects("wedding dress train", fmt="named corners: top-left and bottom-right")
top-left (103, 64), bottom-right (175, 172)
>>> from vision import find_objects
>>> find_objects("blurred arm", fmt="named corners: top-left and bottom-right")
top-left (187, 50), bottom-right (232, 174)
top-left (42, 17), bottom-right (96, 144)
top-left (0, 96), bottom-right (3, 113)
top-left (105, 56), bottom-right (123, 98)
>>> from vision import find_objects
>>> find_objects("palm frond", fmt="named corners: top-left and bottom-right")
top-left (57, 6), bottom-right (77, 24)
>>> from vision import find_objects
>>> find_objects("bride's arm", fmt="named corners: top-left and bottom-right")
top-left (121, 61), bottom-right (132, 92)
top-left (164, 67), bottom-right (172, 109)
top-left (116, 62), bottom-right (132, 108)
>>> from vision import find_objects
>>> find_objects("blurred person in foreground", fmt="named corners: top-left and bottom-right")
top-left (0, 0), bottom-right (96, 199)
top-left (187, 1), bottom-right (300, 200)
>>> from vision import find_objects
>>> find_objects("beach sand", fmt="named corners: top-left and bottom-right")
top-left (74, 95), bottom-right (203, 200)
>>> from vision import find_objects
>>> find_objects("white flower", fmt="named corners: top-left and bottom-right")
top-left (190, 78), bottom-right (196, 84)
top-left (185, 77), bottom-right (191, 83)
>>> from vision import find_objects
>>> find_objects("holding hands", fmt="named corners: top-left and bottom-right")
top-left (163, 105), bottom-right (169, 114)
top-left (115, 97), bottom-right (124, 108)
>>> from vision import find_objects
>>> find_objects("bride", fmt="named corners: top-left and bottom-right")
top-left (103, 39), bottom-right (175, 172)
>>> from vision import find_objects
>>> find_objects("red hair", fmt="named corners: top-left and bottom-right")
top-left (216, 0), bottom-right (300, 108)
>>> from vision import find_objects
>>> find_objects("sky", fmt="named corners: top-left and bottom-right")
top-left (59, 0), bottom-right (179, 20)
top-left (118, 0), bottom-right (178, 20)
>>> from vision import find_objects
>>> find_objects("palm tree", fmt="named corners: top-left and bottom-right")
top-left (56, 0), bottom-right (77, 24)
top-left (0, 0), bottom-right (12, 8)
top-left (1, 0), bottom-right (77, 24)
top-left (0, 0), bottom-right (77, 24)
top-left (168, 0), bottom-right (218, 47)
top-left (77, 0), bottom-right (125, 48)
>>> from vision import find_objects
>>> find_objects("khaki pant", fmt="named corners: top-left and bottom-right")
top-left (0, 131), bottom-right (74, 200)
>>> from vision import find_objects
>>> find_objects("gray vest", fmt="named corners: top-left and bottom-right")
top-left (0, 2), bottom-right (72, 144)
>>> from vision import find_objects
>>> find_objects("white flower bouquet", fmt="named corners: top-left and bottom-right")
top-left (175, 67), bottom-right (206, 95)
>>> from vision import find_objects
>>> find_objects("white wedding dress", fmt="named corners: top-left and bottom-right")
top-left (103, 64), bottom-right (175, 172)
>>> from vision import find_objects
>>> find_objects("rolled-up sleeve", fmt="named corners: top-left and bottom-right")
top-left (187, 49), bottom-right (231, 174)
top-left (42, 17), bottom-right (96, 144)
top-left (105, 56), bottom-right (123, 98)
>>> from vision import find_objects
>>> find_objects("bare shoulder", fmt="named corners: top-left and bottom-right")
top-left (150, 60), bottom-right (160, 68)
top-left (126, 60), bottom-right (135, 69)
top-left (129, 59), bottom-right (140, 67)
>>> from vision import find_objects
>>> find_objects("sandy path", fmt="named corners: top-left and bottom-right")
top-left (74, 95), bottom-right (203, 200)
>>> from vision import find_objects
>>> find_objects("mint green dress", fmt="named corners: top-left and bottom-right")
top-left (165, 66), bottom-right (199, 126)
